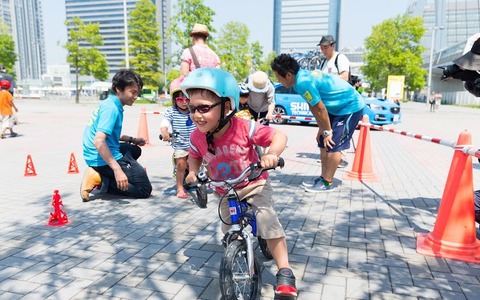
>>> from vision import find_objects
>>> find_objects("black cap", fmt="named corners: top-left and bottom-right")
top-left (317, 35), bottom-right (335, 46)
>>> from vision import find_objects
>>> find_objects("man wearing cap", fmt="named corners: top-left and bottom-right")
top-left (245, 71), bottom-right (275, 123)
top-left (318, 35), bottom-right (351, 168)
top-left (180, 23), bottom-right (220, 76)
top-left (318, 35), bottom-right (350, 82)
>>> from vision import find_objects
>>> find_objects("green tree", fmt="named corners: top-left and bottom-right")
top-left (216, 22), bottom-right (250, 80)
top-left (128, 0), bottom-right (162, 91)
top-left (258, 51), bottom-right (278, 81)
top-left (250, 41), bottom-right (264, 71)
top-left (167, 0), bottom-right (216, 65)
top-left (362, 14), bottom-right (426, 94)
top-left (0, 23), bottom-right (17, 75)
top-left (64, 17), bottom-right (109, 103)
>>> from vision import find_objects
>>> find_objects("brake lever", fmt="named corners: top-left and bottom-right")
top-left (247, 157), bottom-right (285, 181)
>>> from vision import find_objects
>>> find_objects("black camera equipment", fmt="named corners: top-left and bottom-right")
top-left (441, 64), bottom-right (480, 81)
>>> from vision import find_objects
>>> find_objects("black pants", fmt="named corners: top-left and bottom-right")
top-left (248, 108), bottom-right (269, 125)
top-left (93, 143), bottom-right (152, 198)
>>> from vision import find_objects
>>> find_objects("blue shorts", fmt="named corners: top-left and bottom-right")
top-left (318, 108), bottom-right (364, 152)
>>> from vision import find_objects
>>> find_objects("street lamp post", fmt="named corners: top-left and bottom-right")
top-left (426, 26), bottom-right (444, 103)
top-left (123, 0), bottom-right (129, 69)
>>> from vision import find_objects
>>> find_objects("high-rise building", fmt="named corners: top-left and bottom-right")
top-left (407, 0), bottom-right (480, 59)
top-left (0, 0), bottom-right (46, 82)
top-left (65, 0), bottom-right (170, 77)
top-left (273, 0), bottom-right (341, 55)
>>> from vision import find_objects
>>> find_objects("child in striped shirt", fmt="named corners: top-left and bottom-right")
top-left (160, 77), bottom-right (196, 198)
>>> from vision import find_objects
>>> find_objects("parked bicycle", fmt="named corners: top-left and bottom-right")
top-left (185, 158), bottom-right (286, 300)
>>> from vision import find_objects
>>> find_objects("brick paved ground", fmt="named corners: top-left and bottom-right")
top-left (0, 99), bottom-right (479, 299)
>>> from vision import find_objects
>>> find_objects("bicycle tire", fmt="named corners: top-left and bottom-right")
top-left (257, 237), bottom-right (273, 260)
top-left (219, 240), bottom-right (261, 300)
top-left (195, 183), bottom-right (208, 208)
top-left (308, 57), bottom-right (322, 70)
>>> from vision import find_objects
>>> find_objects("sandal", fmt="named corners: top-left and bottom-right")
top-left (177, 189), bottom-right (188, 199)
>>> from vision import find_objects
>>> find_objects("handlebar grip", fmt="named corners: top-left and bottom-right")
top-left (278, 157), bottom-right (285, 168)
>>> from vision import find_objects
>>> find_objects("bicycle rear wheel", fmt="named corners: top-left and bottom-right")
top-left (219, 240), bottom-right (261, 300)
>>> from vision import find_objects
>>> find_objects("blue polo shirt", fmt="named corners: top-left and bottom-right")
top-left (293, 69), bottom-right (364, 116)
top-left (83, 94), bottom-right (124, 167)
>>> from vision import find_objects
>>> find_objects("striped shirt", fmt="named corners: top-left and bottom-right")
top-left (163, 106), bottom-right (196, 150)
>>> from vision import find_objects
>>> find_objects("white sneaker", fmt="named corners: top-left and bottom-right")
top-left (305, 181), bottom-right (335, 193)
top-left (302, 177), bottom-right (322, 187)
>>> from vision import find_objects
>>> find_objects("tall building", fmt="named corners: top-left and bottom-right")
top-left (65, 0), bottom-right (170, 77)
top-left (273, 0), bottom-right (341, 55)
top-left (0, 0), bottom-right (46, 82)
top-left (407, 0), bottom-right (480, 59)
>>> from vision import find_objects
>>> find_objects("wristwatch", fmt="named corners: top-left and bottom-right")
top-left (323, 130), bottom-right (332, 137)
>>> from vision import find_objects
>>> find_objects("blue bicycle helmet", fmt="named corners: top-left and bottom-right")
top-left (181, 68), bottom-right (239, 111)
top-left (181, 68), bottom-right (240, 155)
top-left (238, 83), bottom-right (250, 96)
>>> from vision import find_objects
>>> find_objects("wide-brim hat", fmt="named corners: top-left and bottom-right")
top-left (247, 71), bottom-right (269, 93)
top-left (453, 38), bottom-right (480, 71)
top-left (317, 35), bottom-right (335, 46)
top-left (190, 23), bottom-right (209, 37)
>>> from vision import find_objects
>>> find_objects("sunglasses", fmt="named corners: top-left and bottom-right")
top-left (188, 101), bottom-right (222, 114)
top-left (175, 96), bottom-right (189, 103)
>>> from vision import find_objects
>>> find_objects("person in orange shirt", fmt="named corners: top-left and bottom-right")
top-left (0, 79), bottom-right (18, 139)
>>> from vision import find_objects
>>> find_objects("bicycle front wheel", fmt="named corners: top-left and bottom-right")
top-left (219, 240), bottom-right (261, 300)
top-left (258, 237), bottom-right (273, 260)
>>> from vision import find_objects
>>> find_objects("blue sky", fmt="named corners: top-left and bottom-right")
top-left (42, 0), bottom-right (412, 65)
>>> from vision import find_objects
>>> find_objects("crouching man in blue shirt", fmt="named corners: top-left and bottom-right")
top-left (81, 69), bottom-right (152, 201)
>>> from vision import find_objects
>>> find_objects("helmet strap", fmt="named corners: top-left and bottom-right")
top-left (206, 98), bottom-right (237, 155)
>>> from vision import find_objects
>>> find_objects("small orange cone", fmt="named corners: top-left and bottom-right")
top-left (24, 154), bottom-right (37, 176)
top-left (137, 106), bottom-right (150, 145)
top-left (67, 153), bottom-right (79, 174)
top-left (344, 115), bottom-right (379, 181)
top-left (46, 190), bottom-right (69, 226)
top-left (416, 130), bottom-right (480, 263)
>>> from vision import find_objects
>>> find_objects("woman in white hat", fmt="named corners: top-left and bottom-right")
top-left (245, 71), bottom-right (275, 124)
top-left (180, 23), bottom-right (220, 76)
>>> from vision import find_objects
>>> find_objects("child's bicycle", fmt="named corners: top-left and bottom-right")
top-left (185, 158), bottom-right (288, 300)
top-left (160, 132), bottom-right (209, 206)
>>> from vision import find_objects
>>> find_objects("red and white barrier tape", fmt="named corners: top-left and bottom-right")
top-left (274, 115), bottom-right (315, 121)
top-left (462, 146), bottom-right (480, 159)
top-left (358, 121), bottom-right (457, 148)
top-left (359, 121), bottom-right (480, 159)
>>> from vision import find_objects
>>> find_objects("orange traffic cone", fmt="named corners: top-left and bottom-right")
top-left (67, 153), bottom-right (79, 174)
top-left (137, 106), bottom-right (150, 145)
top-left (344, 115), bottom-right (379, 181)
top-left (24, 154), bottom-right (37, 176)
top-left (46, 190), bottom-right (70, 226)
top-left (416, 130), bottom-right (480, 263)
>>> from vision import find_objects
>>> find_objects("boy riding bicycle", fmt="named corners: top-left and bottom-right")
top-left (182, 68), bottom-right (297, 297)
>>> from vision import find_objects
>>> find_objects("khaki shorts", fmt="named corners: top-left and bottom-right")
top-left (216, 179), bottom-right (285, 239)
top-left (1, 115), bottom-right (13, 130)
top-left (173, 149), bottom-right (189, 159)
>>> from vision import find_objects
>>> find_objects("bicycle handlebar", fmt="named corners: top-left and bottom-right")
top-left (187, 157), bottom-right (284, 189)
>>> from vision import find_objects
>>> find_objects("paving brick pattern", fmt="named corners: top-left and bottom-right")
top-left (0, 99), bottom-right (479, 299)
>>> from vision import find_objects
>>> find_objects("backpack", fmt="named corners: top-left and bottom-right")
top-left (320, 53), bottom-right (358, 86)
